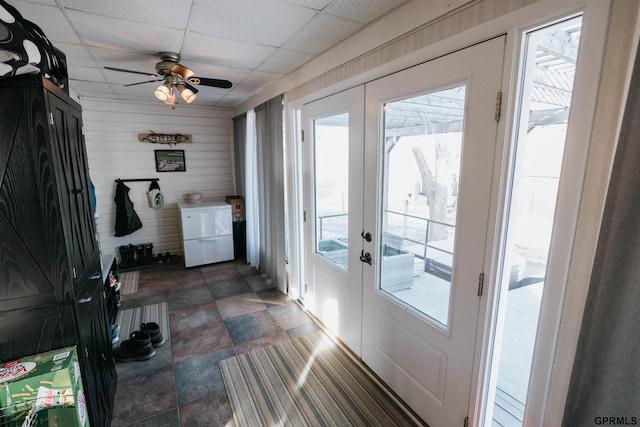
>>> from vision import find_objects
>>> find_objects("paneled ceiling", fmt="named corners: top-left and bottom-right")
top-left (5, 0), bottom-right (411, 108)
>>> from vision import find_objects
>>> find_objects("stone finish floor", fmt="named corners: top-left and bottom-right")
top-left (111, 260), bottom-right (319, 426)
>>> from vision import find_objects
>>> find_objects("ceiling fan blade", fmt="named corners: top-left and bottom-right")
top-left (124, 79), bottom-right (164, 87)
top-left (105, 66), bottom-right (158, 78)
top-left (188, 77), bottom-right (232, 89)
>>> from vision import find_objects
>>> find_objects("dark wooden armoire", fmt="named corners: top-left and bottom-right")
top-left (0, 75), bottom-right (115, 426)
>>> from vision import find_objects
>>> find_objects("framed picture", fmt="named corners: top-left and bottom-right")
top-left (155, 149), bottom-right (186, 172)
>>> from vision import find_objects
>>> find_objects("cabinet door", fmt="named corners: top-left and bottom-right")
top-left (0, 83), bottom-right (71, 309)
top-left (77, 288), bottom-right (116, 427)
top-left (0, 303), bottom-right (76, 362)
top-left (47, 92), bottom-right (100, 288)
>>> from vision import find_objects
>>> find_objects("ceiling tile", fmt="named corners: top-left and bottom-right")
top-left (3, 0), bottom-right (424, 108)
top-left (189, 0), bottom-right (316, 47)
top-left (225, 83), bottom-right (262, 98)
top-left (215, 95), bottom-right (246, 108)
top-left (58, 0), bottom-right (192, 29)
top-left (286, 0), bottom-right (332, 11)
top-left (183, 31), bottom-right (276, 69)
top-left (239, 70), bottom-right (282, 88)
top-left (283, 12), bottom-right (361, 55)
top-left (88, 46), bottom-right (159, 72)
top-left (67, 64), bottom-right (106, 82)
top-left (70, 80), bottom-right (112, 93)
top-left (325, 0), bottom-right (407, 24)
top-left (192, 91), bottom-right (227, 104)
top-left (257, 48), bottom-right (313, 74)
top-left (5, 1), bottom-right (81, 44)
top-left (66, 9), bottom-right (183, 53)
top-left (55, 42), bottom-right (94, 67)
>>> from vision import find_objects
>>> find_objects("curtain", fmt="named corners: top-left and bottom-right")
top-left (233, 113), bottom-right (246, 197)
top-left (562, 46), bottom-right (640, 424)
top-left (254, 95), bottom-right (286, 291)
top-left (245, 110), bottom-right (260, 268)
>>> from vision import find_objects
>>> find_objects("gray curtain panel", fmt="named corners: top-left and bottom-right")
top-left (233, 113), bottom-right (246, 197)
top-left (254, 95), bottom-right (286, 291)
top-left (562, 46), bottom-right (640, 425)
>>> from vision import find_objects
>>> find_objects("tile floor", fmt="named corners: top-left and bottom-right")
top-left (111, 260), bottom-right (320, 426)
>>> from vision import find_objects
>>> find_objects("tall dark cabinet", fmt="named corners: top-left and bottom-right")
top-left (0, 75), bottom-right (115, 426)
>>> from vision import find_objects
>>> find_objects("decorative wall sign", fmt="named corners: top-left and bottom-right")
top-left (155, 150), bottom-right (186, 172)
top-left (139, 131), bottom-right (192, 145)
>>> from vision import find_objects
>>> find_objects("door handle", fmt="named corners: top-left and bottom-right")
top-left (360, 251), bottom-right (372, 265)
top-left (361, 231), bottom-right (372, 242)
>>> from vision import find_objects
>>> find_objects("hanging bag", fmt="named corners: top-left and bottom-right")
top-left (147, 180), bottom-right (164, 208)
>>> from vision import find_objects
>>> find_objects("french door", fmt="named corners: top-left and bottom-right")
top-left (302, 86), bottom-right (365, 354)
top-left (302, 37), bottom-right (505, 426)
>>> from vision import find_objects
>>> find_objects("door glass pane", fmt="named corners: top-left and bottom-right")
top-left (487, 16), bottom-right (582, 426)
top-left (314, 113), bottom-right (349, 269)
top-left (379, 85), bottom-right (466, 328)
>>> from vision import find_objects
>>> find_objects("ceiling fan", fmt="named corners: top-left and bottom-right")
top-left (105, 52), bottom-right (232, 106)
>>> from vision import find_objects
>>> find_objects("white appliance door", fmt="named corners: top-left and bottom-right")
top-left (183, 235), bottom-right (235, 268)
top-left (181, 206), bottom-right (232, 239)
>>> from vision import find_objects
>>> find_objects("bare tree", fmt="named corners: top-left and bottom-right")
top-left (412, 144), bottom-right (449, 241)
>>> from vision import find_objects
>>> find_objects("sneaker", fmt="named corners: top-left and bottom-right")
top-left (111, 324), bottom-right (120, 344)
top-left (141, 322), bottom-right (165, 347)
top-left (113, 330), bottom-right (156, 362)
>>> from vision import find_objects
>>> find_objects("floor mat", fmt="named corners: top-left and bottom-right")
top-left (118, 270), bottom-right (139, 295)
top-left (115, 302), bottom-right (170, 343)
top-left (220, 330), bottom-right (421, 427)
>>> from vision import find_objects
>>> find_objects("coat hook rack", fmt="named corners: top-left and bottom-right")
top-left (115, 178), bottom-right (159, 183)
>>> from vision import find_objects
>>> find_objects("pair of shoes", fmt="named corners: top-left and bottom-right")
top-left (113, 330), bottom-right (156, 362)
top-left (111, 324), bottom-right (120, 345)
top-left (141, 322), bottom-right (165, 347)
top-left (155, 252), bottom-right (174, 264)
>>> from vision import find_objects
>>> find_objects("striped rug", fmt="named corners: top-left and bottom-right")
top-left (220, 330), bottom-right (422, 427)
top-left (115, 302), bottom-right (170, 343)
top-left (118, 270), bottom-right (139, 295)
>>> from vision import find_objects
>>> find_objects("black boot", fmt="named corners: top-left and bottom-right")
top-left (118, 245), bottom-right (129, 269)
top-left (133, 244), bottom-right (144, 266)
top-left (141, 322), bottom-right (165, 347)
top-left (113, 330), bottom-right (156, 362)
top-left (126, 244), bottom-right (136, 267)
top-left (143, 243), bottom-right (154, 265)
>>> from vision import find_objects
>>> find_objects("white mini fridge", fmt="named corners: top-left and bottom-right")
top-left (178, 201), bottom-right (234, 267)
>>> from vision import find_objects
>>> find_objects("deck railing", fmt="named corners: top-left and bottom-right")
top-left (317, 210), bottom-right (455, 264)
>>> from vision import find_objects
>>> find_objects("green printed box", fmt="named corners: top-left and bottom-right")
top-left (0, 346), bottom-right (89, 426)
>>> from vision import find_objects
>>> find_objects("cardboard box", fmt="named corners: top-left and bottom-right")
top-left (226, 196), bottom-right (245, 222)
top-left (0, 346), bottom-right (89, 427)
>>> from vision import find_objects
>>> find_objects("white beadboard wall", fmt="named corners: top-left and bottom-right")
top-left (80, 97), bottom-right (235, 263)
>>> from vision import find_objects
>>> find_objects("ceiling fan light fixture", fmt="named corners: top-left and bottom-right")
top-left (154, 83), bottom-right (171, 102)
top-left (177, 82), bottom-right (198, 104)
top-left (164, 91), bottom-right (177, 106)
